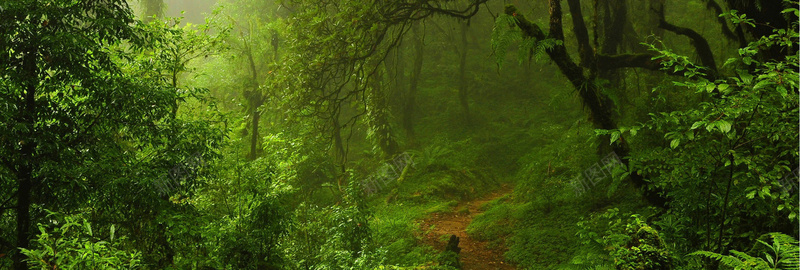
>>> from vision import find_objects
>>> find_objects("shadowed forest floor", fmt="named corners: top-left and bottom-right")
top-left (419, 185), bottom-right (516, 270)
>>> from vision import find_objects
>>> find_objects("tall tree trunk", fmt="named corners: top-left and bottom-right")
top-left (13, 42), bottom-right (38, 270)
top-left (595, 0), bottom-right (627, 144)
top-left (13, 163), bottom-right (32, 270)
top-left (390, 43), bottom-right (406, 111)
top-left (404, 22), bottom-right (424, 146)
top-left (13, 172), bottom-right (31, 270)
top-left (332, 113), bottom-right (347, 188)
top-left (384, 42), bottom-right (404, 111)
top-left (457, 20), bottom-right (471, 126)
top-left (367, 63), bottom-right (399, 159)
top-left (248, 105), bottom-right (261, 160)
top-left (244, 37), bottom-right (262, 161)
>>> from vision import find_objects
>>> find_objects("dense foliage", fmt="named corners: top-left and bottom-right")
top-left (0, 0), bottom-right (797, 269)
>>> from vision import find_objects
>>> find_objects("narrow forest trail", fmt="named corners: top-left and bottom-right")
top-left (418, 185), bottom-right (516, 270)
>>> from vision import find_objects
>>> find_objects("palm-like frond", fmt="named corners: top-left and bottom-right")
top-left (691, 233), bottom-right (799, 270)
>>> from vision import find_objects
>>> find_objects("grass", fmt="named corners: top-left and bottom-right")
top-left (466, 197), bottom-right (517, 244)
top-left (369, 201), bottom-right (440, 266)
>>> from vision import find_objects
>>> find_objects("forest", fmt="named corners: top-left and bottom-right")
top-left (0, 0), bottom-right (798, 269)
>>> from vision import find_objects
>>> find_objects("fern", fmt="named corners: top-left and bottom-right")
top-left (490, 13), bottom-right (521, 68)
top-left (692, 250), bottom-right (766, 269)
top-left (765, 233), bottom-right (800, 269)
top-left (691, 233), bottom-right (800, 270)
top-left (518, 37), bottom-right (561, 64)
top-left (491, 13), bottom-right (562, 68)
top-left (408, 144), bottom-right (453, 170)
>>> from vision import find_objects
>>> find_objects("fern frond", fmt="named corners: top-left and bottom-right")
top-left (491, 13), bottom-right (521, 69)
top-left (518, 37), bottom-right (536, 64)
top-left (768, 233), bottom-right (800, 269)
top-left (691, 250), bottom-right (762, 269)
top-left (691, 233), bottom-right (800, 270)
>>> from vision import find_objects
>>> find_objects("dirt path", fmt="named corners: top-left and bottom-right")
top-left (418, 185), bottom-right (516, 270)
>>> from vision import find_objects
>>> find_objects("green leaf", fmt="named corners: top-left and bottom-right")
top-left (610, 131), bottom-right (621, 144)
top-left (761, 186), bottom-right (771, 199)
top-left (85, 222), bottom-right (92, 237)
top-left (670, 138), bottom-right (680, 149)
top-left (717, 84), bottom-right (730, 93)
top-left (691, 121), bottom-right (705, 130)
top-left (706, 121), bottom-right (717, 132)
top-left (724, 57), bottom-right (738, 67)
top-left (753, 79), bottom-right (772, 90)
top-left (706, 83), bottom-right (716, 93)
top-left (717, 120), bottom-right (732, 133)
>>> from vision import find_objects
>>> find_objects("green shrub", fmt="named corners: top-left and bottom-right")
top-left (20, 212), bottom-right (142, 270)
top-left (436, 251), bottom-right (461, 269)
top-left (577, 209), bottom-right (673, 270)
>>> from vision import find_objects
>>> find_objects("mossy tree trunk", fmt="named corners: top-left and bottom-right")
top-left (367, 59), bottom-right (399, 159)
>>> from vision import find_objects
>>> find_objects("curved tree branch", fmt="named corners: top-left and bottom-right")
top-left (657, 9), bottom-right (718, 78)
top-left (380, 0), bottom-right (489, 24)
top-left (596, 53), bottom-right (663, 71)
top-left (702, 0), bottom-right (746, 46)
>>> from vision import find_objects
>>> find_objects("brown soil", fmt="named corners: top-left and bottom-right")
top-left (418, 185), bottom-right (516, 270)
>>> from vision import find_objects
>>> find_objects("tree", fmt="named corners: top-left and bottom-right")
top-left (227, 19), bottom-right (277, 160)
top-left (626, 7), bottom-right (799, 258)
top-left (495, 0), bottom-right (796, 208)
top-left (0, 1), bottom-right (222, 268)
top-left (544, 1), bottom-right (797, 267)
top-left (139, 15), bottom-right (228, 118)
top-left (274, 0), bottom-right (488, 184)
top-left (497, 1), bottom-right (661, 206)
top-left (403, 21), bottom-right (425, 146)
top-left (365, 57), bottom-right (400, 158)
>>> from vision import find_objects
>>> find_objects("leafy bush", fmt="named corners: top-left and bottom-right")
top-left (606, 3), bottom-right (799, 259)
top-left (282, 180), bottom-right (379, 270)
top-left (577, 209), bottom-right (673, 270)
top-left (20, 212), bottom-right (142, 270)
top-left (192, 142), bottom-right (294, 269)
